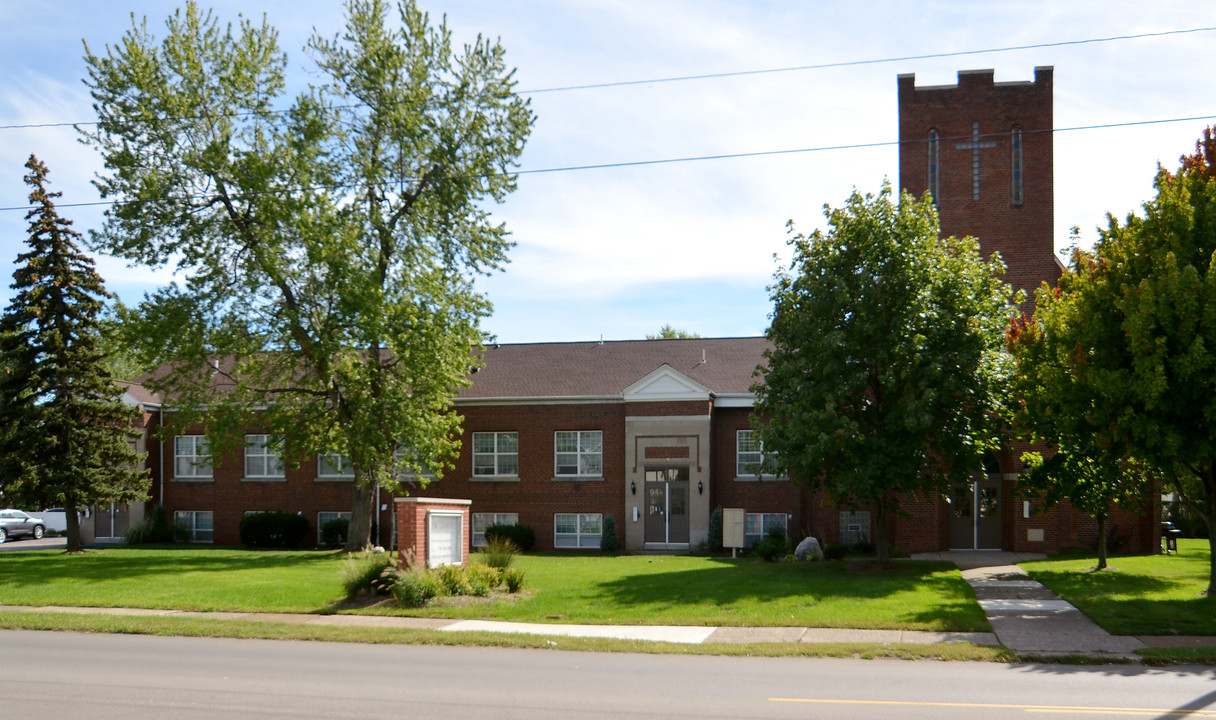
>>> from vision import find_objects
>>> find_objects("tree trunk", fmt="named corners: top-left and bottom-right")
top-left (1095, 513), bottom-right (1107, 570)
top-left (1204, 465), bottom-right (1216, 596)
top-left (63, 499), bottom-right (83, 553)
top-left (343, 469), bottom-right (376, 552)
top-left (874, 501), bottom-right (889, 564)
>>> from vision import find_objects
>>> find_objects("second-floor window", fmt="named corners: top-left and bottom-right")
top-left (318, 452), bottom-right (355, 479)
top-left (554, 430), bottom-right (602, 477)
top-left (174, 435), bottom-right (212, 478)
top-left (245, 434), bottom-right (285, 479)
top-left (473, 432), bottom-right (518, 476)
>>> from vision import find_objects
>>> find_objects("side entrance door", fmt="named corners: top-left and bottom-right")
top-left (949, 476), bottom-right (1003, 549)
top-left (644, 467), bottom-right (689, 548)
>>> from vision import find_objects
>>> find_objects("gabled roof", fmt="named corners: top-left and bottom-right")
top-left (456, 337), bottom-right (769, 402)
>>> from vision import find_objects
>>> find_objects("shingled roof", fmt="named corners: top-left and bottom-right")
top-left (456, 336), bottom-right (770, 401)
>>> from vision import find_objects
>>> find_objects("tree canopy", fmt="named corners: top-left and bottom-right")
top-left (646, 324), bottom-right (700, 340)
top-left (81, 0), bottom-right (533, 549)
top-left (754, 184), bottom-right (1018, 562)
top-left (0, 156), bottom-right (149, 551)
top-left (1021, 127), bottom-right (1216, 590)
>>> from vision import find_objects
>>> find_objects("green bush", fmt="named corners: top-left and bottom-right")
top-left (503, 566), bottom-right (526, 593)
top-left (341, 549), bottom-right (393, 599)
top-left (480, 536), bottom-right (517, 570)
top-left (435, 564), bottom-right (471, 596)
top-left (466, 564), bottom-right (500, 597)
top-left (239, 511), bottom-right (310, 549)
top-left (125, 505), bottom-right (176, 545)
top-left (600, 515), bottom-right (619, 553)
top-left (708, 508), bottom-right (724, 552)
top-left (824, 542), bottom-right (848, 560)
top-left (392, 566), bottom-right (441, 608)
top-left (484, 523), bottom-right (536, 552)
top-left (320, 518), bottom-right (349, 548)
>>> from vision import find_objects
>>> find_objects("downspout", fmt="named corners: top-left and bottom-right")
top-left (158, 405), bottom-right (165, 507)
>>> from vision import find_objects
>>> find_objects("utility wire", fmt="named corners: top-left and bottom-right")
top-left (1, 26), bottom-right (1212, 131)
top-left (1, 114), bottom-right (1212, 213)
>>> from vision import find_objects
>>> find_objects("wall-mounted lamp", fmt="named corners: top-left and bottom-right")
top-left (697, 480), bottom-right (703, 495)
top-left (630, 480), bottom-right (636, 495)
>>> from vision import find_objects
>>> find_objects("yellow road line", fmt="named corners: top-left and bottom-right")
top-left (769, 698), bottom-right (1216, 716)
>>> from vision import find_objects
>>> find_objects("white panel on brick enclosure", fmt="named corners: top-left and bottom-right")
top-left (428, 511), bottom-right (463, 568)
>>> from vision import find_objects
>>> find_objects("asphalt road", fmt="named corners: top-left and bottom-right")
top-left (0, 536), bottom-right (65, 551)
top-left (1, 630), bottom-right (1213, 719)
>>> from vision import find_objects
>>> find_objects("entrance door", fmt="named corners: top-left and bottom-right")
top-left (644, 467), bottom-right (689, 547)
top-left (949, 477), bottom-right (1003, 549)
top-left (93, 503), bottom-right (131, 542)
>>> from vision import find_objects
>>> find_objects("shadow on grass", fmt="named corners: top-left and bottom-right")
top-left (0, 545), bottom-right (345, 592)
top-left (586, 558), bottom-right (986, 631)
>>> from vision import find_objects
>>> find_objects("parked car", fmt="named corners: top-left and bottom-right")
top-left (0, 509), bottom-right (46, 543)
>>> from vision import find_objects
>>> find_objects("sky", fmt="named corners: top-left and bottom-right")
top-left (1, 1), bottom-right (1215, 343)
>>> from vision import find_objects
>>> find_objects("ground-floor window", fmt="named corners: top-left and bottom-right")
top-left (554, 513), bottom-right (601, 549)
top-left (839, 511), bottom-right (871, 546)
top-left (317, 511), bottom-right (351, 545)
top-left (472, 512), bottom-right (518, 547)
top-left (174, 510), bottom-right (214, 543)
top-left (744, 512), bottom-right (787, 547)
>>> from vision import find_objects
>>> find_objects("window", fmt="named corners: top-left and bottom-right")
top-left (174, 511), bottom-right (214, 543)
top-left (472, 512), bottom-right (519, 547)
top-left (927, 129), bottom-right (940, 205)
top-left (473, 432), bottom-right (518, 476)
top-left (245, 434), bottom-right (285, 479)
top-left (317, 511), bottom-right (351, 544)
top-left (174, 435), bottom-right (212, 479)
top-left (1011, 127), bottom-right (1024, 205)
top-left (554, 513), bottom-right (601, 549)
top-left (318, 452), bottom-right (354, 479)
top-left (736, 430), bottom-right (777, 477)
top-left (839, 511), bottom-right (871, 546)
top-left (745, 512), bottom-right (787, 547)
top-left (392, 446), bottom-right (438, 484)
top-left (554, 430), bottom-right (602, 477)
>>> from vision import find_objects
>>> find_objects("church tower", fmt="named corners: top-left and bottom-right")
top-left (898, 67), bottom-right (1060, 299)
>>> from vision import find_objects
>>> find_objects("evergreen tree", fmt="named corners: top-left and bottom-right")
top-left (0, 155), bottom-right (149, 552)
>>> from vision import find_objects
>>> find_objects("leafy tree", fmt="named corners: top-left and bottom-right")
top-left (1008, 250), bottom-right (1156, 570)
top-left (0, 156), bottom-right (149, 552)
top-left (646, 324), bottom-right (700, 340)
top-left (81, 0), bottom-right (533, 550)
top-left (754, 184), bottom-right (1017, 562)
top-left (1032, 127), bottom-right (1216, 592)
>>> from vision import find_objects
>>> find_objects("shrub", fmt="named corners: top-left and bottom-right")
top-left (708, 508), bottom-right (724, 552)
top-left (484, 523), bottom-right (536, 552)
top-left (392, 566), bottom-right (441, 608)
top-left (435, 564), bottom-right (471, 596)
top-left (125, 504), bottom-right (176, 545)
top-left (600, 515), bottom-right (619, 553)
top-left (239, 511), bottom-right (309, 549)
top-left (480, 536), bottom-right (517, 570)
top-left (466, 564), bottom-right (500, 597)
top-left (341, 548), bottom-right (393, 599)
top-left (503, 566), bottom-right (526, 593)
top-left (752, 538), bottom-right (783, 561)
top-left (320, 518), bottom-right (349, 548)
top-left (824, 542), bottom-right (848, 560)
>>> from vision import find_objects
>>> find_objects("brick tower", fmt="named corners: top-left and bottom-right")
top-left (898, 67), bottom-right (1060, 299)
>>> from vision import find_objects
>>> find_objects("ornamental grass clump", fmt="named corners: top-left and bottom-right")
top-left (341, 547), bottom-right (394, 599)
top-left (480, 536), bottom-right (518, 570)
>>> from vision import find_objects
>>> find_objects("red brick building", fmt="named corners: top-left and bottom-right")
top-left (117, 68), bottom-right (1157, 556)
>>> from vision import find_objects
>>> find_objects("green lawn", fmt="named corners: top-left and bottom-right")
top-left (0, 547), bottom-right (988, 632)
top-left (1020, 539), bottom-right (1216, 636)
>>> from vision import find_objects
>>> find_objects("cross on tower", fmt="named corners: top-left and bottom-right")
top-left (955, 121), bottom-right (997, 200)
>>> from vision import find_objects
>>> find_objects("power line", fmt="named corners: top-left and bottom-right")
top-left (2, 114), bottom-right (1212, 214)
top-left (520, 27), bottom-right (1216, 94)
top-left (2, 26), bottom-right (1213, 132)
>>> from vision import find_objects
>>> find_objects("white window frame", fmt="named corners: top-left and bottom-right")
top-left (244, 434), bottom-right (285, 479)
top-left (174, 435), bottom-right (212, 479)
top-left (317, 452), bottom-right (354, 479)
top-left (472, 431), bottom-right (518, 477)
top-left (744, 512), bottom-right (788, 548)
top-left (736, 430), bottom-right (778, 478)
top-left (554, 513), bottom-right (602, 549)
top-left (174, 510), bottom-right (214, 543)
top-left (317, 511), bottom-right (352, 544)
top-left (554, 430), bottom-right (603, 477)
top-left (472, 512), bottom-right (519, 548)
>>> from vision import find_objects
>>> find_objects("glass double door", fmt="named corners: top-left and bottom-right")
top-left (949, 476), bottom-right (1003, 549)
top-left (644, 467), bottom-right (689, 546)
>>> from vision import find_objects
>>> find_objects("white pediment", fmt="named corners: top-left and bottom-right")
top-left (622, 364), bottom-right (711, 402)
